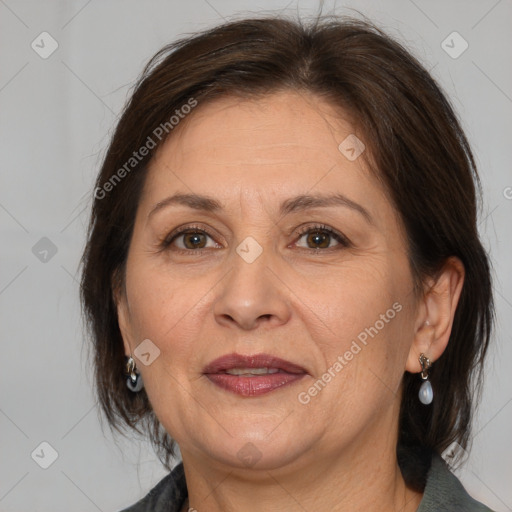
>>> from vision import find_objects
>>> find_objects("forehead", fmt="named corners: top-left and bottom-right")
top-left (141, 90), bottom-right (383, 213)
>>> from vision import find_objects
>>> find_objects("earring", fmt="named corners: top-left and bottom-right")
top-left (125, 356), bottom-right (144, 392)
top-left (418, 353), bottom-right (433, 404)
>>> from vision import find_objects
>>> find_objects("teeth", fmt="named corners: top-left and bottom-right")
top-left (225, 367), bottom-right (280, 376)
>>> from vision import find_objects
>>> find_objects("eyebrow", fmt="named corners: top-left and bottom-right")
top-left (148, 192), bottom-right (373, 224)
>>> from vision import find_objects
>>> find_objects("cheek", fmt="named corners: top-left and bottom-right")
top-left (293, 255), bottom-right (413, 406)
top-left (122, 261), bottom-right (208, 373)
top-left (295, 254), bottom-right (407, 342)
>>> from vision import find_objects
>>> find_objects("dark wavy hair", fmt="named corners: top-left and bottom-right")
top-left (80, 14), bottom-right (494, 491)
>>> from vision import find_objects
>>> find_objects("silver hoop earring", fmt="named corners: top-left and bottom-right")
top-left (125, 356), bottom-right (144, 392)
top-left (418, 353), bottom-right (433, 405)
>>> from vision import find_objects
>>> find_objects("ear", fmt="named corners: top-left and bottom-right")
top-left (112, 275), bottom-right (133, 358)
top-left (405, 257), bottom-right (465, 373)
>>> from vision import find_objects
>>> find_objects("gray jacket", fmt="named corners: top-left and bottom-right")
top-left (121, 453), bottom-right (494, 511)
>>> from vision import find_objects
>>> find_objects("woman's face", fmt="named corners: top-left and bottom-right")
top-left (117, 90), bottom-right (422, 471)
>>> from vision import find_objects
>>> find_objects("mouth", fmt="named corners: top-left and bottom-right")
top-left (202, 353), bottom-right (308, 397)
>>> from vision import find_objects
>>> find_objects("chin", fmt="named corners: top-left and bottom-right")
top-left (197, 428), bottom-right (316, 473)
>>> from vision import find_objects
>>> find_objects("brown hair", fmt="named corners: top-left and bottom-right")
top-left (80, 14), bottom-right (494, 491)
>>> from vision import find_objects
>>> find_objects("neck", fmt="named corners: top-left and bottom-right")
top-left (180, 429), bottom-right (423, 512)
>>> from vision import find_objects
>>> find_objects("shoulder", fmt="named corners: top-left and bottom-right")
top-left (119, 462), bottom-right (187, 512)
top-left (418, 453), bottom-right (495, 512)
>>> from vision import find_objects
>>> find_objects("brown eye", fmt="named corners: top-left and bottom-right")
top-left (163, 226), bottom-right (220, 252)
top-left (180, 231), bottom-right (208, 249)
top-left (305, 230), bottom-right (331, 249)
top-left (295, 225), bottom-right (349, 250)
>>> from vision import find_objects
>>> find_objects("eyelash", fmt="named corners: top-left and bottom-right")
top-left (160, 223), bottom-right (351, 255)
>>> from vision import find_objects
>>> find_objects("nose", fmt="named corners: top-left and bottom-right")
top-left (213, 246), bottom-right (292, 331)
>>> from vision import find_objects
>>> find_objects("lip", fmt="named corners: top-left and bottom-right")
top-left (203, 352), bottom-right (308, 397)
top-left (203, 353), bottom-right (308, 375)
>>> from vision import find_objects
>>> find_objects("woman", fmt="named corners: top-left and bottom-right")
top-left (80, 14), bottom-right (495, 512)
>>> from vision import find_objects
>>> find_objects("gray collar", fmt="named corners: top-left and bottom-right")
top-left (417, 453), bottom-right (493, 511)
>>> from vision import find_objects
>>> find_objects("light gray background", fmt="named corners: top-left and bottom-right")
top-left (1, 1), bottom-right (511, 511)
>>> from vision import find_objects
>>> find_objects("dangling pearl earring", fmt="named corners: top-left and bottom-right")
top-left (125, 356), bottom-right (144, 392)
top-left (418, 353), bottom-right (433, 405)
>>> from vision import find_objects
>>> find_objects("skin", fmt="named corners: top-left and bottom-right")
top-left (116, 90), bottom-right (465, 512)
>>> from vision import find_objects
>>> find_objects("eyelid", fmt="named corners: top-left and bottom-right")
top-left (161, 223), bottom-right (220, 249)
top-left (160, 222), bottom-right (351, 252)
top-left (292, 223), bottom-right (351, 249)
